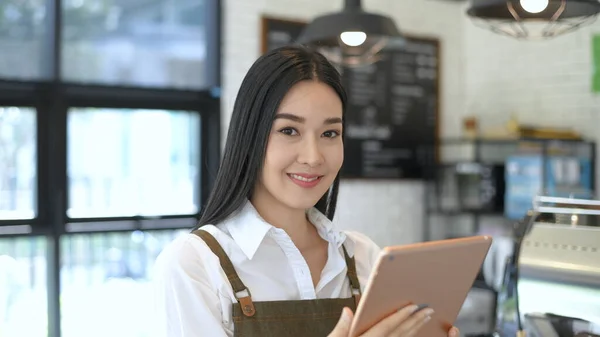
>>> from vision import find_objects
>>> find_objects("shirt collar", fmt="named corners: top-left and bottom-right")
top-left (306, 207), bottom-right (356, 257)
top-left (224, 200), bottom-right (356, 260)
top-left (224, 201), bottom-right (273, 260)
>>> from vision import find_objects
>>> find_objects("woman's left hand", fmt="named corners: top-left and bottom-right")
top-left (448, 326), bottom-right (460, 337)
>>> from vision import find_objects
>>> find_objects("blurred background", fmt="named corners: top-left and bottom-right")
top-left (1, 0), bottom-right (600, 336)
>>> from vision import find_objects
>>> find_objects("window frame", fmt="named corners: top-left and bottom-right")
top-left (61, 84), bottom-right (220, 233)
top-left (0, 1), bottom-right (221, 337)
top-left (0, 81), bottom-right (221, 235)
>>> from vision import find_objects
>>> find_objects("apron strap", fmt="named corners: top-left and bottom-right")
top-left (341, 245), bottom-right (362, 307)
top-left (192, 229), bottom-right (256, 317)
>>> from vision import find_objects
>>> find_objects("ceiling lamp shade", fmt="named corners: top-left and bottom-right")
top-left (466, 0), bottom-right (600, 39)
top-left (297, 0), bottom-right (404, 66)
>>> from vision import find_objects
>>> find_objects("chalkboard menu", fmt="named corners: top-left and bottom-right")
top-left (260, 16), bottom-right (440, 179)
top-left (341, 37), bottom-right (439, 179)
top-left (261, 16), bottom-right (307, 53)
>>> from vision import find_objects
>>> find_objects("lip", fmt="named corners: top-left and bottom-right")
top-left (287, 173), bottom-right (324, 188)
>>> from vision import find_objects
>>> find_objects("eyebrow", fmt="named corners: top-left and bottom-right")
top-left (275, 113), bottom-right (342, 125)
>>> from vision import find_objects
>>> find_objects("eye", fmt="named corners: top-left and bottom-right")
top-left (322, 130), bottom-right (340, 138)
top-left (279, 127), bottom-right (298, 136)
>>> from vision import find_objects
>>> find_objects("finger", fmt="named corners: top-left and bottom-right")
top-left (361, 304), bottom-right (420, 337)
top-left (392, 307), bottom-right (434, 336)
top-left (448, 326), bottom-right (460, 337)
top-left (328, 307), bottom-right (354, 337)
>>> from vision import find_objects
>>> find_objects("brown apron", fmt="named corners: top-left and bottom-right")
top-left (193, 229), bottom-right (362, 337)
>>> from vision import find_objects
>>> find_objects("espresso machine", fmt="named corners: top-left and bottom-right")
top-left (495, 196), bottom-right (600, 337)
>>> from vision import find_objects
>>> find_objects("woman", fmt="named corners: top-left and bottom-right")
top-left (153, 46), bottom-right (461, 337)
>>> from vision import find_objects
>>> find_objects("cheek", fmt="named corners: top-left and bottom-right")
top-left (263, 138), bottom-right (296, 175)
top-left (327, 142), bottom-right (344, 170)
top-left (332, 142), bottom-right (344, 166)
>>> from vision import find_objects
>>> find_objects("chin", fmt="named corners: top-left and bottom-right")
top-left (281, 188), bottom-right (331, 211)
top-left (277, 194), bottom-right (321, 211)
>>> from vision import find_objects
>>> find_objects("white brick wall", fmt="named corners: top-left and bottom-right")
top-left (222, 0), bottom-right (465, 246)
top-left (463, 9), bottom-right (600, 189)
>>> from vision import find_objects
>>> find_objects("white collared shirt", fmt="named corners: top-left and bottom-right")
top-left (152, 201), bottom-right (382, 337)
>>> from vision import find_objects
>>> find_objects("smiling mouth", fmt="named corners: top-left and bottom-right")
top-left (289, 174), bottom-right (320, 182)
top-left (287, 173), bottom-right (324, 188)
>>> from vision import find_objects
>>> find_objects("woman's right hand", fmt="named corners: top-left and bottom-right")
top-left (328, 304), bottom-right (434, 337)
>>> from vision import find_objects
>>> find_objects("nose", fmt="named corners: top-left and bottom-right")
top-left (297, 136), bottom-right (324, 167)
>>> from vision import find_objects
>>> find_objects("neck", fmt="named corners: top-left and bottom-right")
top-left (250, 193), bottom-right (315, 249)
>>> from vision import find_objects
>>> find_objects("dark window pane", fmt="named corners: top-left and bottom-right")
top-left (0, 0), bottom-right (50, 80)
top-left (0, 236), bottom-right (47, 337)
top-left (61, 0), bottom-right (208, 89)
top-left (59, 230), bottom-right (187, 337)
top-left (67, 108), bottom-right (200, 218)
top-left (0, 107), bottom-right (36, 220)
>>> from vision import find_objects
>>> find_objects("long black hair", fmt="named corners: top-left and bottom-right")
top-left (195, 45), bottom-right (347, 229)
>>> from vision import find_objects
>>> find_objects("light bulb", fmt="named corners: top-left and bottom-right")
top-left (340, 31), bottom-right (367, 47)
top-left (520, 0), bottom-right (549, 13)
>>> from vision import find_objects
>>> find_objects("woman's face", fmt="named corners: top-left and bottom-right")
top-left (253, 80), bottom-right (344, 212)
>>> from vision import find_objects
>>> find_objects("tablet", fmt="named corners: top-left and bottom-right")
top-left (349, 235), bottom-right (493, 337)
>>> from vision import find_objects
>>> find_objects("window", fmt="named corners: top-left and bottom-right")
top-left (59, 230), bottom-right (187, 337)
top-left (0, 236), bottom-right (48, 337)
top-left (67, 108), bottom-right (201, 218)
top-left (0, 0), bottom-right (50, 80)
top-left (0, 107), bottom-right (36, 220)
top-left (0, 0), bottom-right (220, 336)
top-left (62, 0), bottom-right (209, 89)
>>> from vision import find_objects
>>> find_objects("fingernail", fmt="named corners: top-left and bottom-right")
top-left (423, 308), bottom-right (435, 316)
top-left (449, 327), bottom-right (459, 337)
top-left (424, 315), bottom-right (432, 322)
top-left (415, 303), bottom-right (429, 311)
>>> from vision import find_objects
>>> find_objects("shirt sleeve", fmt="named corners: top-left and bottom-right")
top-left (152, 236), bottom-right (230, 337)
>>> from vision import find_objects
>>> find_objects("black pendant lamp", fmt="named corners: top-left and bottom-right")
top-left (297, 0), bottom-right (404, 66)
top-left (466, 0), bottom-right (600, 39)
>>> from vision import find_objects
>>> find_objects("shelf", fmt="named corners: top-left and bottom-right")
top-left (435, 137), bottom-right (594, 145)
top-left (427, 209), bottom-right (504, 217)
top-left (426, 161), bottom-right (505, 170)
top-left (422, 137), bottom-right (596, 242)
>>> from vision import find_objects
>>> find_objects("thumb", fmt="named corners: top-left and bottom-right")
top-left (329, 307), bottom-right (353, 337)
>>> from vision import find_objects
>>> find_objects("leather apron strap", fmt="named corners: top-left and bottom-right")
top-left (192, 229), bottom-right (257, 317)
top-left (341, 244), bottom-right (362, 306)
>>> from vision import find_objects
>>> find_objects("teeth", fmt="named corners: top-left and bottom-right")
top-left (290, 174), bottom-right (319, 182)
